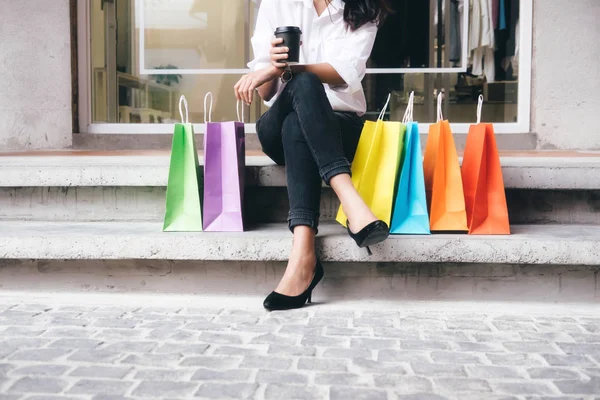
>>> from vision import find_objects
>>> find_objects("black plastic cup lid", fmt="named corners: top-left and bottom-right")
top-left (275, 26), bottom-right (302, 35)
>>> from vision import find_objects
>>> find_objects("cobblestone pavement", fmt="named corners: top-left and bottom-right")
top-left (0, 297), bottom-right (599, 400)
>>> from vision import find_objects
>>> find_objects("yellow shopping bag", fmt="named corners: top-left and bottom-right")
top-left (336, 94), bottom-right (405, 227)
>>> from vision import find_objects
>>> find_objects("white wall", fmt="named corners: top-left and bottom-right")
top-left (0, 0), bottom-right (72, 150)
top-left (531, 0), bottom-right (600, 150)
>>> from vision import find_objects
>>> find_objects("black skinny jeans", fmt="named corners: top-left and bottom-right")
top-left (256, 72), bottom-right (364, 232)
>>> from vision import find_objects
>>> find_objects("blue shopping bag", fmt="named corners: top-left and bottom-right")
top-left (390, 93), bottom-right (430, 235)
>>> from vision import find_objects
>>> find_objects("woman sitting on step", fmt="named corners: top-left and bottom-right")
top-left (234, 0), bottom-right (391, 311)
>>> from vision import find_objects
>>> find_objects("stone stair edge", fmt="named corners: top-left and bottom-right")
top-left (0, 221), bottom-right (598, 266)
top-left (1, 152), bottom-right (600, 189)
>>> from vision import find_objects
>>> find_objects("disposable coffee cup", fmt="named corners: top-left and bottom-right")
top-left (274, 26), bottom-right (302, 65)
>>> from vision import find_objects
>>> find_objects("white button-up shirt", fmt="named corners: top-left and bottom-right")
top-left (248, 0), bottom-right (378, 115)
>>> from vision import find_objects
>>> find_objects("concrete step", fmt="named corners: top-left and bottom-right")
top-left (1, 150), bottom-right (600, 189)
top-left (1, 151), bottom-right (600, 225)
top-left (0, 221), bottom-right (598, 266)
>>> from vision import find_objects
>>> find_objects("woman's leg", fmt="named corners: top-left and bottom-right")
top-left (274, 112), bottom-right (320, 296)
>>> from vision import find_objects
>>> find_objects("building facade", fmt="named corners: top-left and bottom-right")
top-left (0, 0), bottom-right (598, 152)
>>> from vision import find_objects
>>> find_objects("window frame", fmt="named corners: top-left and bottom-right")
top-left (78, 0), bottom-right (533, 135)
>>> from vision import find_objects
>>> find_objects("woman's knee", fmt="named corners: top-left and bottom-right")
top-left (282, 112), bottom-right (303, 145)
top-left (288, 72), bottom-right (323, 94)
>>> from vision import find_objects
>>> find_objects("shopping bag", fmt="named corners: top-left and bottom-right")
top-left (336, 94), bottom-right (405, 228)
top-left (163, 96), bottom-right (203, 232)
top-left (423, 92), bottom-right (468, 232)
top-left (390, 92), bottom-right (430, 234)
top-left (461, 95), bottom-right (510, 234)
top-left (203, 93), bottom-right (246, 232)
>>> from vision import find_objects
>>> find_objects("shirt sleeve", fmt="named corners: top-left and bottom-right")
top-left (324, 22), bottom-right (378, 94)
top-left (247, 0), bottom-right (275, 72)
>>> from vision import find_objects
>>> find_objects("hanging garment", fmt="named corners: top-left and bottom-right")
top-left (469, 0), bottom-right (495, 82)
top-left (449, 0), bottom-right (462, 63)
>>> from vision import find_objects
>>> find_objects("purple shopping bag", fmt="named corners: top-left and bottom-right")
top-left (203, 93), bottom-right (246, 232)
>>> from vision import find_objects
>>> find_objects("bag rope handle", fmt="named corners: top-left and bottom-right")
top-left (236, 100), bottom-right (245, 123)
top-left (178, 95), bottom-right (189, 124)
top-left (204, 92), bottom-right (213, 123)
top-left (477, 94), bottom-right (484, 124)
top-left (378, 93), bottom-right (391, 121)
top-left (436, 91), bottom-right (444, 122)
top-left (402, 91), bottom-right (415, 123)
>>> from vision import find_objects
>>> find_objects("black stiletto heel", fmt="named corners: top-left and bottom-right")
top-left (347, 220), bottom-right (389, 254)
top-left (263, 260), bottom-right (324, 311)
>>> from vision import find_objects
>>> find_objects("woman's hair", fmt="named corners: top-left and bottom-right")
top-left (340, 0), bottom-right (393, 30)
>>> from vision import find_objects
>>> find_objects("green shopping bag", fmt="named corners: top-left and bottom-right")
top-left (163, 95), bottom-right (203, 231)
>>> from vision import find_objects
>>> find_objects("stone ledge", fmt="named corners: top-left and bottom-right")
top-left (1, 151), bottom-right (600, 189)
top-left (0, 221), bottom-right (598, 265)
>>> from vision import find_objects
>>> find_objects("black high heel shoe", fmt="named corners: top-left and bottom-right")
top-left (347, 220), bottom-right (389, 255)
top-left (263, 260), bottom-right (324, 311)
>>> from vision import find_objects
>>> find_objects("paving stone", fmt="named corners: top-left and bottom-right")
top-left (68, 379), bottom-right (133, 395)
top-left (542, 354), bottom-right (597, 367)
top-left (122, 353), bottom-right (181, 367)
top-left (249, 333), bottom-right (296, 345)
top-left (191, 368), bottom-right (252, 382)
top-left (472, 332), bottom-right (522, 342)
top-left (422, 331), bottom-right (469, 342)
top-left (279, 325), bottom-right (323, 336)
top-left (301, 335), bottom-right (350, 348)
top-left (323, 348), bottom-right (372, 359)
top-left (240, 355), bottom-right (291, 370)
top-left (412, 362), bottom-right (466, 377)
top-left (180, 356), bottom-right (239, 369)
top-left (134, 368), bottom-right (192, 381)
top-left (503, 341), bottom-right (561, 353)
top-left (298, 357), bottom-right (348, 371)
top-left (396, 395), bottom-right (449, 400)
top-left (11, 365), bottom-right (69, 377)
top-left (326, 327), bottom-right (372, 337)
top-left (0, 363), bottom-right (13, 375)
top-left (557, 343), bottom-right (600, 356)
top-left (95, 329), bottom-right (146, 339)
top-left (43, 328), bottom-right (91, 338)
top-left (213, 345), bottom-right (264, 356)
top-left (569, 333), bottom-right (600, 343)
top-left (352, 358), bottom-right (409, 374)
top-left (527, 367), bottom-right (582, 380)
top-left (519, 331), bottom-right (574, 342)
top-left (465, 365), bottom-right (526, 379)
top-left (307, 317), bottom-right (349, 327)
top-left (400, 340), bottom-right (449, 351)
top-left (264, 384), bottom-right (326, 400)
top-left (351, 337), bottom-right (397, 350)
top-left (50, 338), bottom-right (102, 349)
top-left (493, 321), bottom-right (539, 332)
top-left (433, 378), bottom-right (492, 393)
top-left (487, 353), bottom-right (546, 366)
top-left (267, 343), bottom-right (317, 356)
top-left (373, 327), bottom-right (420, 339)
top-left (8, 377), bottom-right (69, 394)
top-left (554, 377), bottom-right (600, 395)
top-left (431, 351), bottom-right (484, 364)
top-left (9, 349), bottom-right (70, 362)
top-left (195, 383), bottom-right (258, 399)
top-left (492, 381), bottom-right (556, 395)
top-left (378, 350), bottom-right (430, 363)
top-left (154, 342), bottom-right (209, 354)
top-left (0, 338), bottom-right (51, 349)
top-left (70, 366), bottom-right (131, 379)
top-left (374, 375), bottom-right (432, 392)
top-left (68, 350), bottom-right (121, 363)
top-left (132, 381), bottom-right (198, 397)
top-left (0, 327), bottom-right (45, 337)
top-left (147, 328), bottom-right (196, 341)
top-left (445, 320), bottom-right (492, 331)
top-left (330, 386), bottom-right (387, 400)
top-left (102, 341), bottom-right (157, 353)
top-left (354, 318), bottom-right (395, 328)
top-left (255, 370), bottom-right (309, 385)
top-left (198, 332), bottom-right (244, 345)
top-left (50, 318), bottom-right (90, 327)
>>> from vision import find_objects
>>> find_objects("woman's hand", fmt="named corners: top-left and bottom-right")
top-left (270, 38), bottom-right (289, 68)
top-left (234, 66), bottom-right (280, 105)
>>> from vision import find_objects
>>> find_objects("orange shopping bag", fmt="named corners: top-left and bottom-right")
top-left (461, 95), bottom-right (510, 235)
top-left (423, 92), bottom-right (468, 232)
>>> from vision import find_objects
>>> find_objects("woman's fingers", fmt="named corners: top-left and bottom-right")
top-left (270, 46), bottom-right (289, 54)
top-left (234, 77), bottom-right (245, 101)
top-left (271, 38), bottom-right (284, 47)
